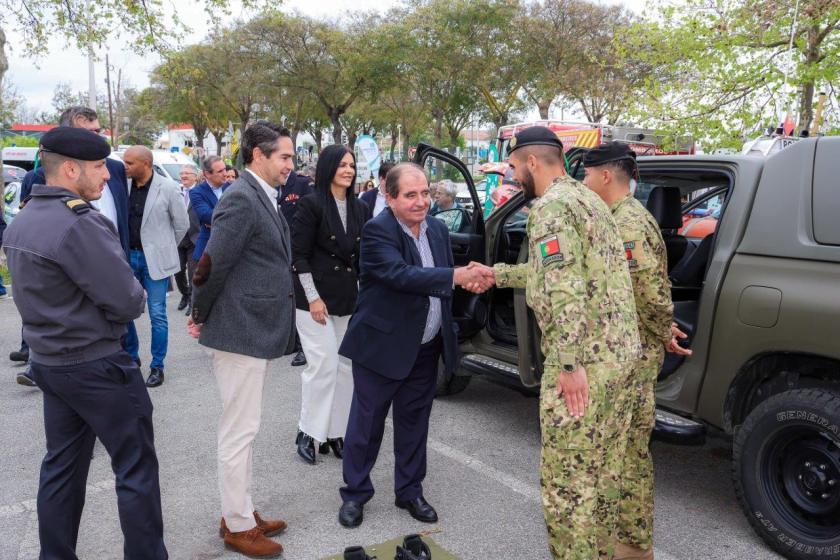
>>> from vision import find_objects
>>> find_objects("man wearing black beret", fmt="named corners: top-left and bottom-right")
top-left (582, 141), bottom-right (691, 560)
top-left (488, 126), bottom-right (642, 559)
top-left (3, 126), bottom-right (168, 559)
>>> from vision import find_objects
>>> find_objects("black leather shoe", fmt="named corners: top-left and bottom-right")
top-left (146, 368), bottom-right (164, 387)
top-left (296, 430), bottom-right (316, 464)
top-left (395, 534), bottom-right (432, 560)
top-left (16, 370), bottom-right (36, 387)
top-left (9, 349), bottom-right (29, 362)
top-left (184, 304), bottom-right (192, 317)
top-left (328, 437), bottom-right (344, 458)
top-left (338, 501), bottom-right (364, 528)
top-left (395, 496), bottom-right (438, 523)
top-left (343, 545), bottom-right (374, 559)
top-left (177, 294), bottom-right (189, 311)
top-left (319, 441), bottom-right (330, 455)
top-left (291, 350), bottom-right (307, 367)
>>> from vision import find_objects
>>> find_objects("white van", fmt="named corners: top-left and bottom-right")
top-left (111, 149), bottom-right (197, 183)
top-left (2, 147), bottom-right (39, 171)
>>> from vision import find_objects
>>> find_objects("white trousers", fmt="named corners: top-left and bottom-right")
top-left (212, 348), bottom-right (269, 533)
top-left (296, 309), bottom-right (353, 442)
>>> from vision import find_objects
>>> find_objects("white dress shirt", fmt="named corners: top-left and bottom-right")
top-left (90, 183), bottom-right (118, 228)
top-left (373, 189), bottom-right (387, 217)
top-left (246, 169), bottom-right (279, 214)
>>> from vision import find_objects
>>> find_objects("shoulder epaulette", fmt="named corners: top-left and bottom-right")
top-left (60, 196), bottom-right (90, 215)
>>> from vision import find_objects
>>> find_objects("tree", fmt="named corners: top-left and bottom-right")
top-left (119, 88), bottom-right (161, 146)
top-left (519, 0), bottom-right (649, 124)
top-left (0, 0), bottom-right (265, 130)
top-left (149, 43), bottom-right (239, 154)
top-left (0, 78), bottom-right (23, 126)
top-left (247, 13), bottom-right (385, 144)
top-left (397, 0), bottom-right (493, 150)
top-left (629, 0), bottom-right (840, 149)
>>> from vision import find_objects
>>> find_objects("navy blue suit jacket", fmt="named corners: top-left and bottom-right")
top-left (189, 180), bottom-right (228, 261)
top-left (21, 159), bottom-right (130, 256)
top-left (359, 188), bottom-right (378, 212)
top-left (339, 208), bottom-right (458, 380)
top-left (279, 170), bottom-right (314, 225)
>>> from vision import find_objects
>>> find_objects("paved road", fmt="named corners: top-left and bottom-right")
top-left (0, 294), bottom-right (782, 559)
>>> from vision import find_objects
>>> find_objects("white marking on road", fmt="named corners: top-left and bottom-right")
top-left (0, 478), bottom-right (114, 518)
top-left (419, 427), bottom-right (681, 560)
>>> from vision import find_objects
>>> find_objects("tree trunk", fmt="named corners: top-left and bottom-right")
top-left (798, 25), bottom-right (820, 133)
top-left (448, 130), bottom-right (460, 153)
top-left (0, 28), bottom-right (9, 122)
top-left (330, 108), bottom-right (343, 144)
top-left (291, 126), bottom-right (300, 152)
top-left (433, 116), bottom-right (444, 148)
top-left (389, 128), bottom-right (397, 161)
top-left (212, 131), bottom-right (225, 156)
top-left (192, 122), bottom-right (207, 150)
top-left (537, 98), bottom-right (552, 120)
top-left (314, 129), bottom-right (323, 153)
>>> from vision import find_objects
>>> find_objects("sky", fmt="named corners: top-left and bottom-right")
top-left (5, 0), bottom-right (650, 117)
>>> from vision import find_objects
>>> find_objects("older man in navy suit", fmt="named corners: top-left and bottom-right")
top-left (337, 163), bottom-right (492, 528)
top-left (190, 155), bottom-right (229, 261)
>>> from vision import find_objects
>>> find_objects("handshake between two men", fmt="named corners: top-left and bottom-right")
top-left (453, 261), bottom-right (496, 294)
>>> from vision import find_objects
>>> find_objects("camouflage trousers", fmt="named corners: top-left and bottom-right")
top-left (539, 361), bottom-right (635, 559)
top-left (616, 343), bottom-right (664, 550)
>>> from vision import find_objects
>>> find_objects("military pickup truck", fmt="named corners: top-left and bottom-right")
top-left (415, 137), bottom-right (840, 560)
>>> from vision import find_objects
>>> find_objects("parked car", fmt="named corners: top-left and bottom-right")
top-left (415, 138), bottom-right (840, 560)
top-left (2, 165), bottom-right (27, 224)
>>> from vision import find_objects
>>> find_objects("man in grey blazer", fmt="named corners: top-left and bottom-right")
top-left (122, 146), bottom-right (189, 387)
top-left (189, 124), bottom-right (295, 558)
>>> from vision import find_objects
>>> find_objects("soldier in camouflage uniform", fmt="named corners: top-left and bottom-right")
top-left (489, 127), bottom-right (641, 559)
top-left (582, 142), bottom-right (692, 560)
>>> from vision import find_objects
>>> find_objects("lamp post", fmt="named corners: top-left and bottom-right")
top-left (397, 123), bottom-right (402, 161)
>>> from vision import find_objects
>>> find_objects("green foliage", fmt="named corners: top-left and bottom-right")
top-left (627, 0), bottom-right (840, 150)
top-left (2, 135), bottom-right (39, 147)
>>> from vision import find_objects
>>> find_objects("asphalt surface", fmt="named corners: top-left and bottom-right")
top-left (0, 293), bottom-right (783, 560)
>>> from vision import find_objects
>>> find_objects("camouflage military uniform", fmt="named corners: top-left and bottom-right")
top-left (610, 193), bottom-right (673, 550)
top-left (495, 175), bottom-right (641, 559)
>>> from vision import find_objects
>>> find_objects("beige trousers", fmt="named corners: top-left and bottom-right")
top-left (212, 348), bottom-right (269, 533)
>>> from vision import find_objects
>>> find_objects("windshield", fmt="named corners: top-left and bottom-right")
top-left (161, 163), bottom-right (185, 180)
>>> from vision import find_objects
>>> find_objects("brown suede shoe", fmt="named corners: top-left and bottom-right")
top-left (223, 527), bottom-right (283, 558)
top-left (220, 512), bottom-right (288, 538)
top-left (614, 542), bottom-right (654, 560)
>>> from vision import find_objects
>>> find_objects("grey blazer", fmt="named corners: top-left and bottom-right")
top-left (131, 172), bottom-right (189, 280)
top-left (191, 171), bottom-right (295, 359)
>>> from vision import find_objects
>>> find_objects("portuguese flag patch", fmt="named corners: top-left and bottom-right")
top-left (540, 237), bottom-right (560, 258)
top-left (539, 235), bottom-right (564, 266)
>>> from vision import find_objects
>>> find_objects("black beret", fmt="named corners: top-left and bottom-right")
top-left (508, 126), bottom-right (563, 154)
top-left (582, 141), bottom-right (636, 167)
top-left (40, 126), bottom-right (111, 161)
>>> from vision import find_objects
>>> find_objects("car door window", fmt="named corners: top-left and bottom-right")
top-left (421, 155), bottom-right (475, 234)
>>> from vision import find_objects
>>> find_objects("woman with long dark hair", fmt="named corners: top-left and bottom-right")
top-left (291, 144), bottom-right (371, 464)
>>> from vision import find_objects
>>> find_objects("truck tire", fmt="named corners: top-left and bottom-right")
top-left (733, 388), bottom-right (840, 559)
top-left (435, 364), bottom-right (471, 397)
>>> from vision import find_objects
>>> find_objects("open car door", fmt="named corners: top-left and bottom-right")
top-left (412, 143), bottom-right (488, 339)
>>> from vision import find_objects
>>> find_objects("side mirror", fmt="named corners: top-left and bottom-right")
top-left (433, 208), bottom-right (469, 233)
